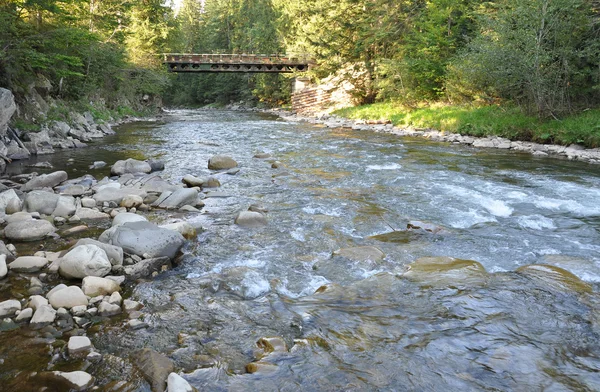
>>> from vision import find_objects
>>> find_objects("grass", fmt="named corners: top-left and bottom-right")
top-left (334, 102), bottom-right (600, 148)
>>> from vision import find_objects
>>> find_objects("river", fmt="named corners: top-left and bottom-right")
top-left (6, 109), bottom-right (600, 391)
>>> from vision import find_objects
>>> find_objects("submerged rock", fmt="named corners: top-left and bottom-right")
top-left (333, 246), bottom-right (385, 262)
top-left (208, 155), bottom-right (237, 170)
top-left (49, 371), bottom-right (94, 391)
top-left (154, 188), bottom-right (199, 210)
top-left (133, 349), bottom-right (175, 392)
top-left (404, 257), bottom-right (488, 287)
top-left (516, 264), bottom-right (593, 294)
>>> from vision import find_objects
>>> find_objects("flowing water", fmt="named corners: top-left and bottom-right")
top-left (5, 109), bottom-right (600, 391)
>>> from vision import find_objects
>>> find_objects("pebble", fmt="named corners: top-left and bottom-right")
top-left (128, 319), bottom-right (149, 330)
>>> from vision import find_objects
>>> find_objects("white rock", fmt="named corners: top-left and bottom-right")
top-left (58, 244), bottom-right (112, 279)
top-left (160, 222), bottom-right (197, 239)
top-left (167, 373), bottom-right (194, 392)
top-left (30, 305), bottom-right (56, 327)
top-left (98, 301), bottom-right (121, 317)
top-left (48, 286), bottom-right (88, 309)
top-left (108, 291), bottom-right (122, 306)
top-left (52, 371), bottom-right (94, 391)
top-left (15, 307), bottom-right (33, 322)
top-left (123, 299), bottom-right (143, 312)
top-left (234, 211), bottom-right (267, 227)
top-left (81, 197), bottom-right (96, 208)
top-left (0, 299), bottom-right (21, 317)
top-left (46, 283), bottom-right (68, 299)
top-left (120, 194), bottom-right (144, 209)
top-left (81, 276), bottom-right (121, 297)
top-left (0, 254), bottom-right (7, 279)
top-left (68, 336), bottom-right (92, 356)
top-left (128, 319), bottom-right (149, 330)
top-left (8, 256), bottom-right (48, 272)
top-left (28, 295), bottom-right (49, 311)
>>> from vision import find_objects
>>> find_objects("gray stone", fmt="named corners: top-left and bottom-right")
top-left (112, 212), bottom-right (148, 227)
top-left (22, 171), bottom-right (68, 191)
top-left (68, 336), bottom-right (92, 356)
top-left (82, 276), bottom-right (121, 297)
top-left (75, 207), bottom-right (110, 220)
top-left (124, 257), bottom-right (171, 279)
top-left (93, 188), bottom-right (147, 205)
top-left (5, 211), bottom-right (36, 224)
top-left (147, 159), bottom-right (165, 172)
top-left (208, 155), bottom-right (238, 170)
top-left (89, 161), bottom-right (107, 169)
top-left (108, 291), bottom-right (122, 306)
top-left (123, 299), bottom-right (143, 312)
top-left (235, 211), bottom-right (268, 227)
top-left (24, 190), bottom-right (60, 215)
top-left (155, 188), bottom-right (198, 209)
top-left (81, 197), bottom-right (96, 208)
top-left (59, 244), bottom-right (112, 279)
top-left (0, 255), bottom-right (7, 279)
top-left (75, 239), bottom-right (123, 266)
top-left (46, 284), bottom-right (67, 299)
top-left (5, 197), bottom-right (22, 214)
top-left (167, 373), bottom-right (194, 392)
top-left (30, 304), bottom-right (56, 328)
top-left (111, 159), bottom-right (152, 176)
top-left (48, 286), bottom-right (88, 309)
top-left (0, 88), bottom-right (17, 136)
top-left (128, 319), bottom-right (149, 330)
top-left (0, 189), bottom-right (21, 214)
top-left (219, 267), bottom-right (269, 299)
top-left (87, 351), bottom-right (102, 362)
top-left (333, 246), bottom-right (385, 262)
top-left (61, 184), bottom-right (87, 196)
top-left (15, 307), bottom-right (33, 322)
top-left (9, 256), bottom-right (48, 272)
top-left (0, 299), bottom-right (21, 317)
top-left (98, 301), bottom-right (121, 317)
top-left (133, 349), bottom-right (175, 392)
top-left (71, 305), bottom-right (87, 317)
top-left (99, 221), bottom-right (185, 259)
top-left (4, 219), bottom-right (55, 242)
top-left (182, 174), bottom-right (203, 187)
top-left (160, 222), bottom-right (197, 239)
top-left (179, 205), bottom-right (201, 213)
top-left (121, 194), bottom-right (143, 209)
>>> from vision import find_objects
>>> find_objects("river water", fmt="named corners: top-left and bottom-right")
top-left (7, 109), bottom-right (600, 390)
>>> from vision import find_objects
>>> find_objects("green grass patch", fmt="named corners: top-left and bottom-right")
top-left (334, 102), bottom-right (600, 148)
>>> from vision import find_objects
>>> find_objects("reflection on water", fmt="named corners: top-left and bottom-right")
top-left (5, 109), bottom-right (600, 390)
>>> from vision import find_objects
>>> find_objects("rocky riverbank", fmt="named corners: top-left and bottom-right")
top-left (0, 152), bottom-right (256, 390)
top-left (269, 109), bottom-right (600, 164)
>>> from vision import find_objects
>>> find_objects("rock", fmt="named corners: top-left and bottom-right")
top-left (182, 174), bottom-right (203, 187)
top-left (15, 307), bottom-right (33, 322)
top-left (68, 336), bottom-right (92, 356)
top-left (81, 197), bottom-right (96, 208)
top-left (179, 205), bottom-right (201, 213)
top-left (121, 194), bottom-right (144, 209)
top-left (123, 300), bottom-right (143, 312)
top-left (105, 275), bottom-right (125, 285)
top-left (5, 211), bottom-right (37, 224)
top-left (160, 222), bottom-right (197, 239)
top-left (208, 155), bottom-right (238, 170)
top-left (147, 159), bottom-right (165, 172)
top-left (516, 264), bottom-right (593, 294)
top-left (97, 301), bottom-right (121, 317)
top-left (128, 319), bottom-right (149, 330)
top-left (23, 190), bottom-right (59, 215)
top-left (219, 266), bottom-right (270, 299)
top-left (124, 257), bottom-right (171, 279)
top-left (62, 225), bottom-right (88, 236)
top-left (59, 244), bottom-right (112, 279)
top-left (87, 352), bottom-right (102, 362)
top-left (5, 197), bottom-right (22, 214)
top-left (75, 239), bottom-right (123, 266)
top-left (234, 211), bottom-right (267, 227)
top-left (134, 349), bottom-right (175, 392)
top-left (28, 295), bottom-right (49, 311)
top-left (82, 276), bottom-right (121, 297)
top-left (89, 161), bottom-right (107, 169)
top-left (155, 188), bottom-right (198, 210)
top-left (30, 304), bottom-right (56, 328)
top-left (253, 152), bottom-right (271, 159)
top-left (0, 189), bottom-right (21, 214)
top-left (22, 171), bottom-right (68, 191)
top-left (108, 291), bottom-right (122, 306)
top-left (167, 373), bottom-right (194, 392)
top-left (0, 255), bottom-right (7, 279)
top-left (332, 246), bottom-right (385, 262)
top-left (0, 299), bottom-right (21, 317)
top-left (46, 284), bottom-right (67, 299)
top-left (71, 305), bottom-right (87, 316)
top-left (226, 168), bottom-right (240, 175)
top-left (404, 257), bottom-right (489, 287)
top-left (48, 286), bottom-right (88, 309)
top-left (111, 159), bottom-right (152, 176)
top-left (93, 188), bottom-right (147, 205)
top-left (0, 88), bottom-right (17, 135)
top-left (75, 207), bottom-right (110, 220)
top-left (8, 256), bottom-right (48, 272)
top-left (50, 371), bottom-right (94, 391)
top-left (61, 184), bottom-right (87, 196)
top-left (271, 161), bottom-right (282, 169)
top-left (100, 221), bottom-right (185, 259)
top-left (112, 212), bottom-right (148, 227)
top-left (4, 218), bottom-right (55, 242)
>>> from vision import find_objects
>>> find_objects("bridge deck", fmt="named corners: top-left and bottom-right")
top-left (163, 53), bottom-right (312, 73)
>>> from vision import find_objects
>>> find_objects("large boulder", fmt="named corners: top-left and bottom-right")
top-left (4, 219), bottom-right (55, 242)
top-left (0, 88), bottom-right (16, 135)
top-left (75, 239), bottom-right (123, 266)
top-left (82, 276), bottom-right (121, 297)
top-left (208, 155), bottom-right (238, 170)
top-left (99, 221), bottom-right (185, 259)
top-left (154, 188), bottom-right (198, 210)
top-left (47, 286), bottom-right (88, 309)
top-left (0, 189), bottom-right (21, 214)
top-left (111, 159), bottom-right (152, 176)
top-left (58, 244), bottom-right (112, 279)
top-left (22, 171), bottom-right (68, 191)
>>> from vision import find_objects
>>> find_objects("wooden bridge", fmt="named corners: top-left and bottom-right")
top-left (163, 54), bottom-right (313, 73)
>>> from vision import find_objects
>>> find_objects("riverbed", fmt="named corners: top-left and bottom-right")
top-left (6, 109), bottom-right (600, 390)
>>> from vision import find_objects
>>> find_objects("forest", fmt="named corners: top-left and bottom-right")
top-left (1, 0), bottom-right (600, 143)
